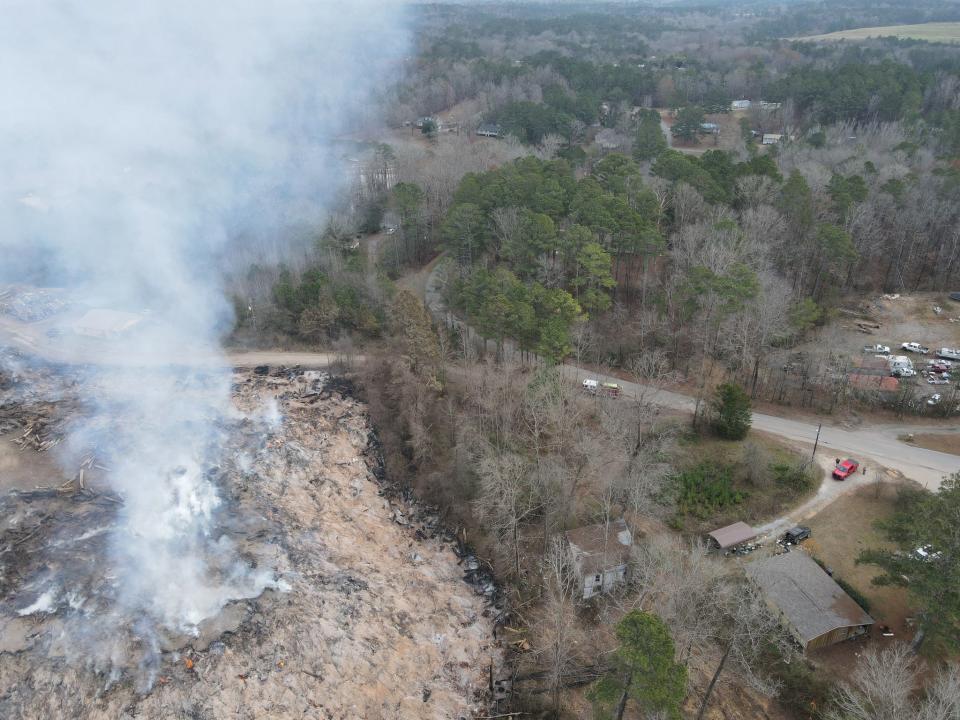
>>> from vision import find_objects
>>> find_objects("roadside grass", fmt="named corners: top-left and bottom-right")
top-left (899, 432), bottom-right (960, 456)
top-left (795, 22), bottom-right (960, 44)
top-left (667, 431), bottom-right (820, 532)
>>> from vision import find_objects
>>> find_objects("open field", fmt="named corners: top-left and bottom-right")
top-left (796, 22), bottom-right (960, 44)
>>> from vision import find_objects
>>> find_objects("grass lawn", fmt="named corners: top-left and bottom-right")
top-left (901, 432), bottom-right (960, 456)
top-left (796, 22), bottom-right (960, 44)
top-left (669, 430), bottom-right (820, 532)
top-left (803, 483), bottom-right (916, 656)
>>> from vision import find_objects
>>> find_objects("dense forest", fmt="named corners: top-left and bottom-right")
top-left (228, 3), bottom-right (960, 717)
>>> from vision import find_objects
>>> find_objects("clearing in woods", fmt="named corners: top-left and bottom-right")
top-left (796, 22), bottom-right (960, 44)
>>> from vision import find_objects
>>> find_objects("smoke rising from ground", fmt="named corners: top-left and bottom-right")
top-left (0, 0), bottom-right (407, 680)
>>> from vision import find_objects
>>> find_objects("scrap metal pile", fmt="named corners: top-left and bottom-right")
top-left (0, 360), bottom-right (497, 719)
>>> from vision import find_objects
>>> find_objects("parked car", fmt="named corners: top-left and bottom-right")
top-left (928, 360), bottom-right (952, 371)
top-left (901, 342), bottom-right (930, 354)
top-left (783, 526), bottom-right (811, 545)
top-left (928, 393), bottom-right (942, 406)
top-left (927, 376), bottom-right (950, 385)
top-left (892, 367), bottom-right (916, 378)
top-left (949, 292), bottom-right (960, 302)
top-left (833, 458), bottom-right (860, 480)
top-left (863, 344), bottom-right (891, 355)
top-left (936, 348), bottom-right (960, 361)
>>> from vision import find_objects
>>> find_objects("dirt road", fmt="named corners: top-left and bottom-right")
top-left (0, 314), bottom-right (355, 370)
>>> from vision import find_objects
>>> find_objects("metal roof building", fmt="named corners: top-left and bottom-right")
top-left (707, 521), bottom-right (756, 550)
top-left (747, 550), bottom-right (874, 651)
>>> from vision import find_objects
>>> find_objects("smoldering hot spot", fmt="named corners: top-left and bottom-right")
top-left (0, 0), bottom-right (407, 689)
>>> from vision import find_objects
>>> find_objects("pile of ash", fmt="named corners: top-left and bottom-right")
top-left (0, 286), bottom-right (71, 323)
top-left (0, 364), bottom-right (498, 719)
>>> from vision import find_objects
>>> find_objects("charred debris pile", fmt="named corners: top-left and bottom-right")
top-left (0, 357), bottom-right (502, 719)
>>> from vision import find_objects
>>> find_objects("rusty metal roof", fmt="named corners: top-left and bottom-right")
top-left (747, 550), bottom-right (874, 646)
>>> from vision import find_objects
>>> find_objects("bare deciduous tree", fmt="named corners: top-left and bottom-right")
top-left (825, 644), bottom-right (917, 720)
top-left (474, 449), bottom-right (539, 578)
top-left (537, 537), bottom-right (585, 711)
top-left (697, 582), bottom-right (790, 720)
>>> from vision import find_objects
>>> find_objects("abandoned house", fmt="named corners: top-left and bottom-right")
top-left (746, 550), bottom-right (874, 652)
top-left (565, 518), bottom-right (633, 599)
top-left (762, 133), bottom-right (784, 145)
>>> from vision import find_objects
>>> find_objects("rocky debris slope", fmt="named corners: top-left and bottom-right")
top-left (0, 364), bottom-right (495, 719)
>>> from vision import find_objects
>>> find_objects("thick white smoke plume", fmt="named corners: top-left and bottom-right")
top-left (0, 0), bottom-right (406, 675)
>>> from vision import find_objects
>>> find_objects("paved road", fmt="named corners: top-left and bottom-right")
top-left (560, 364), bottom-right (957, 491)
top-left (423, 252), bottom-right (958, 491)
top-left (2, 306), bottom-right (957, 492)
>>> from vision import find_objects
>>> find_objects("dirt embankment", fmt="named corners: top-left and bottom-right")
top-left (0, 363), bottom-right (497, 719)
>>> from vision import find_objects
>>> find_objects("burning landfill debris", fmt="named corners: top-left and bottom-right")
top-left (0, 2), bottom-right (502, 717)
top-left (0, 361), bottom-right (500, 718)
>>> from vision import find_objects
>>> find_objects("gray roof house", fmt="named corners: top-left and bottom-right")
top-left (747, 550), bottom-right (874, 651)
top-left (565, 519), bottom-right (633, 600)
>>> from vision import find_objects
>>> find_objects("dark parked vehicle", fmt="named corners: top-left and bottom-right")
top-left (783, 526), bottom-right (811, 545)
top-left (949, 292), bottom-right (960, 302)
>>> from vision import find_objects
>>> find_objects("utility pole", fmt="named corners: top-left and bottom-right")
top-left (811, 422), bottom-right (822, 461)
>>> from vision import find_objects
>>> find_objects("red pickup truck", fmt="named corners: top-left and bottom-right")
top-left (833, 459), bottom-right (859, 480)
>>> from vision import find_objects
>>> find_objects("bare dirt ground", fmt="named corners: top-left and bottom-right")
top-left (0, 364), bottom-right (497, 719)
top-left (797, 292), bottom-right (960, 387)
